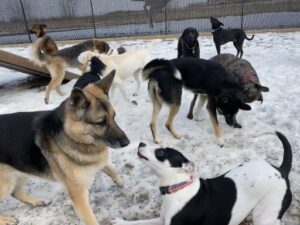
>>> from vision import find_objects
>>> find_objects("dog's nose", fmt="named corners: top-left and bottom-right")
top-left (139, 142), bottom-right (146, 148)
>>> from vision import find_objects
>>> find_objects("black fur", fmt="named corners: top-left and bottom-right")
top-left (171, 177), bottom-right (237, 225)
top-left (210, 17), bottom-right (254, 58)
top-left (73, 56), bottom-right (106, 89)
top-left (177, 27), bottom-right (200, 58)
top-left (155, 147), bottom-right (189, 167)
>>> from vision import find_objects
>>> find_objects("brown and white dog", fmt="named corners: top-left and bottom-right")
top-left (30, 36), bottom-right (110, 104)
top-left (29, 24), bottom-right (58, 54)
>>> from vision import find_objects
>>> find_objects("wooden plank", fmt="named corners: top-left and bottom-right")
top-left (0, 49), bottom-right (79, 80)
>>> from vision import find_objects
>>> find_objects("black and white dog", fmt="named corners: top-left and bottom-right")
top-left (143, 58), bottom-right (251, 146)
top-left (112, 131), bottom-right (292, 225)
top-left (210, 17), bottom-right (254, 58)
top-left (177, 27), bottom-right (200, 58)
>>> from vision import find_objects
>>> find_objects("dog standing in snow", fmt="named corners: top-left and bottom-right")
top-left (78, 40), bottom-right (160, 105)
top-left (112, 131), bottom-right (292, 225)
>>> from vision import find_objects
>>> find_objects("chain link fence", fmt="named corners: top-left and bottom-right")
top-left (0, 0), bottom-right (299, 45)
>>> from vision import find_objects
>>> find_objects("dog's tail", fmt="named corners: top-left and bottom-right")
top-left (255, 131), bottom-right (292, 177)
top-left (245, 34), bottom-right (255, 41)
top-left (29, 36), bottom-right (49, 67)
top-left (146, 39), bottom-right (161, 52)
top-left (142, 59), bottom-right (181, 81)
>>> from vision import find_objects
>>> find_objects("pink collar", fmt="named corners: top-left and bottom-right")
top-left (159, 181), bottom-right (194, 195)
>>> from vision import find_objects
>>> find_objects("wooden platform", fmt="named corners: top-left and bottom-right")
top-left (0, 49), bottom-right (79, 80)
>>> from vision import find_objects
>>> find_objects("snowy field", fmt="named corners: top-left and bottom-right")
top-left (0, 32), bottom-right (299, 225)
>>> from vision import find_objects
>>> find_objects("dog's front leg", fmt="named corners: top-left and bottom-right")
top-left (102, 164), bottom-right (124, 187)
top-left (207, 97), bottom-right (224, 147)
top-left (112, 217), bottom-right (162, 225)
top-left (187, 94), bottom-right (198, 119)
top-left (215, 42), bottom-right (221, 55)
top-left (65, 184), bottom-right (99, 225)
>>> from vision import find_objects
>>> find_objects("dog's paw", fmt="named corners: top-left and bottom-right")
top-left (44, 98), bottom-right (49, 105)
top-left (233, 123), bottom-right (242, 129)
top-left (0, 216), bottom-right (18, 225)
top-left (31, 199), bottom-right (51, 207)
top-left (131, 100), bottom-right (138, 105)
top-left (154, 139), bottom-right (160, 144)
top-left (187, 113), bottom-right (193, 120)
top-left (133, 93), bottom-right (138, 97)
top-left (114, 176), bottom-right (124, 188)
top-left (217, 138), bottom-right (225, 148)
top-left (111, 217), bottom-right (127, 225)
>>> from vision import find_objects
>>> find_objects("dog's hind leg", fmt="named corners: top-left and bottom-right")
top-left (45, 64), bottom-right (65, 104)
top-left (207, 97), bottom-right (224, 147)
top-left (165, 105), bottom-right (181, 140)
top-left (133, 69), bottom-right (141, 97)
top-left (194, 95), bottom-right (207, 121)
top-left (0, 165), bottom-right (18, 225)
top-left (150, 99), bottom-right (162, 144)
top-left (102, 164), bottom-right (124, 188)
top-left (11, 176), bottom-right (50, 207)
top-left (187, 94), bottom-right (198, 120)
top-left (215, 43), bottom-right (221, 55)
top-left (116, 81), bottom-right (137, 105)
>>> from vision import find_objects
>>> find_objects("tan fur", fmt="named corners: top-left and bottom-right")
top-left (0, 74), bottom-right (126, 225)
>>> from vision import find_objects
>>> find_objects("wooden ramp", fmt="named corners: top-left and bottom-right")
top-left (0, 49), bottom-right (79, 80)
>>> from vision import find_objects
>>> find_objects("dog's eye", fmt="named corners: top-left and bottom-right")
top-left (96, 118), bottom-right (107, 126)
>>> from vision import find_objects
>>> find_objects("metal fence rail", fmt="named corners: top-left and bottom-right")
top-left (0, 0), bottom-right (299, 45)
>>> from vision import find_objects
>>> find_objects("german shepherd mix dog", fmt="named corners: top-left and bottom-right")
top-left (30, 36), bottom-right (111, 104)
top-left (29, 24), bottom-right (58, 54)
top-left (187, 54), bottom-right (269, 128)
top-left (210, 17), bottom-right (254, 58)
top-left (143, 58), bottom-right (251, 146)
top-left (177, 27), bottom-right (200, 58)
top-left (73, 56), bottom-right (108, 89)
top-left (0, 73), bottom-right (130, 225)
top-left (113, 132), bottom-right (292, 225)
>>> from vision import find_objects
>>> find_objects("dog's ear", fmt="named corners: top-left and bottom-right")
top-left (220, 22), bottom-right (224, 26)
top-left (255, 83), bottom-right (269, 92)
top-left (238, 101), bottom-right (251, 111)
top-left (182, 162), bottom-right (197, 180)
top-left (69, 88), bottom-right (90, 110)
top-left (95, 70), bottom-right (115, 95)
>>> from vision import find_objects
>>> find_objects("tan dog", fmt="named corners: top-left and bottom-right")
top-left (29, 24), bottom-right (58, 54)
top-left (0, 72), bottom-right (130, 225)
top-left (30, 36), bottom-right (111, 104)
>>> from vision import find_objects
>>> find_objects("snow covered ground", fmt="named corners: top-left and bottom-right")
top-left (0, 32), bottom-right (299, 225)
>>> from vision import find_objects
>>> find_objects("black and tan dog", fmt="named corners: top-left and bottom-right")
top-left (0, 73), bottom-right (130, 225)
top-left (29, 24), bottom-right (58, 54)
top-left (30, 36), bottom-right (111, 104)
top-left (210, 17), bottom-right (254, 58)
top-left (177, 27), bottom-right (200, 58)
top-left (143, 58), bottom-right (251, 146)
top-left (187, 53), bottom-right (269, 128)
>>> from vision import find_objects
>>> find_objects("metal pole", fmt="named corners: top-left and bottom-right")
top-left (164, 0), bottom-right (168, 35)
top-left (89, 0), bottom-right (97, 38)
top-left (241, 0), bottom-right (244, 30)
top-left (19, 0), bottom-right (32, 42)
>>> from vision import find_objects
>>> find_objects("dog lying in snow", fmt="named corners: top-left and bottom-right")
top-left (78, 40), bottom-right (160, 105)
top-left (112, 131), bottom-right (292, 225)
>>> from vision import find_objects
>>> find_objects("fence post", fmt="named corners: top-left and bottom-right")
top-left (241, 0), bottom-right (244, 30)
top-left (19, 0), bottom-right (32, 43)
top-left (164, 0), bottom-right (168, 35)
top-left (89, 0), bottom-right (97, 38)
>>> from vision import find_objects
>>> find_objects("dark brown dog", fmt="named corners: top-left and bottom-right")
top-left (210, 17), bottom-right (254, 58)
top-left (30, 24), bottom-right (58, 54)
top-left (187, 54), bottom-right (269, 128)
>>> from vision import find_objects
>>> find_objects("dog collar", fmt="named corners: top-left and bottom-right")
top-left (159, 181), bottom-right (193, 195)
top-left (212, 27), bottom-right (222, 32)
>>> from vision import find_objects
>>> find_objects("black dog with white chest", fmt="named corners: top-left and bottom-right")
top-left (113, 131), bottom-right (292, 225)
top-left (210, 17), bottom-right (254, 58)
top-left (177, 27), bottom-right (200, 58)
top-left (143, 57), bottom-right (251, 146)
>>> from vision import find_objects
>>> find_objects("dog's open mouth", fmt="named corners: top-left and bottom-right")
top-left (137, 151), bottom-right (148, 161)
